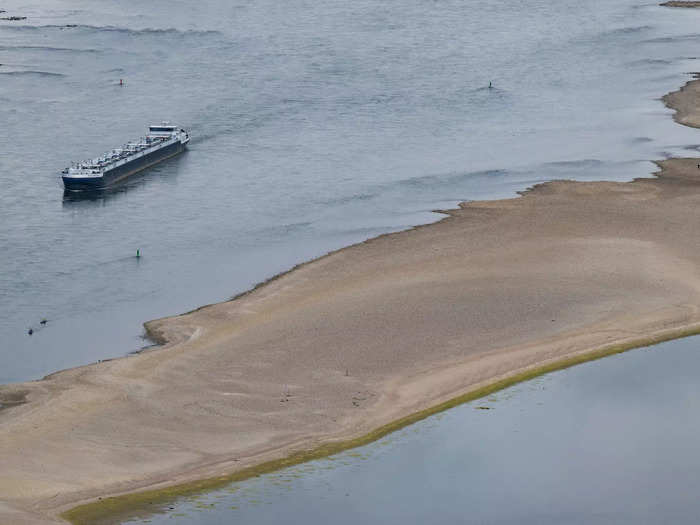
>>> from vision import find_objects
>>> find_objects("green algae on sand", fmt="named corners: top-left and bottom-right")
top-left (61, 324), bottom-right (700, 524)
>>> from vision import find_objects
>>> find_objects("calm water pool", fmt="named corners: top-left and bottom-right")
top-left (122, 335), bottom-right (700, 524)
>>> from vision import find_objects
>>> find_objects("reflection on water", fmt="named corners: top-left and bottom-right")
top-left (61, 151), bottom-right (188, 206)
top-left (125, 336), bottom-right (700, 524)
top-left (62, 186), bottom-right (134, 206)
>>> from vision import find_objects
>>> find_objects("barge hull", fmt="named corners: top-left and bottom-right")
top-left (62, 140), bottom-right (186, 191)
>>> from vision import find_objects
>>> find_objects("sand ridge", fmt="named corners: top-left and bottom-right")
top-left (3, 80), bottom-right (700, 523)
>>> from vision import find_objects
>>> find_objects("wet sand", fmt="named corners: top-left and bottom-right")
top-left (663, 75), bottom-right (700, 128)
top-left (2, 80), bottom-right (700, 523)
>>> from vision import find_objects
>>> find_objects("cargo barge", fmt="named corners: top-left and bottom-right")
top-left (62, 123), bottom-right (189, 191)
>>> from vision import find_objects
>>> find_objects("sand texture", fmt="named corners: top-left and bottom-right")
top-left (663, 76), bottom-right (700, 128)
top-left (2, 80), bottom-right (700, 523)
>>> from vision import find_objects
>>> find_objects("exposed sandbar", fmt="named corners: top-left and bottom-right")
top-left (2, 80), bottom-right (700, 524)
top-left (663, 75), bottom-right (700, 128)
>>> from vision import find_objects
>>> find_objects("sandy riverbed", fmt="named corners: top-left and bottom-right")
top-left (3, 77), bottom-right (700, 524)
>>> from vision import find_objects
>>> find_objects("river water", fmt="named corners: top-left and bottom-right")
top-left (0, 2), bottom-right (698, 381)
top-left (3, 0), bottom-right (700, 522)
top-left (125, 335), bottom-right (700, 524)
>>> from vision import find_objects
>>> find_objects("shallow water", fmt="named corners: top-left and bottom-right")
top-left (124, 335), bottom-right (700, 525)
top-left (1, 0), bottom-right (699, 382)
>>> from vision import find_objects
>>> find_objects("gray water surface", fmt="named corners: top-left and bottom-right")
top-left (125, 336), bottom-right (700, 525)
top-left (2, 0), bottom-right (700, 382)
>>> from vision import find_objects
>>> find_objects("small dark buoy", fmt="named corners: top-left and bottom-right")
top-left (120, 78), bottom-right (123, 86)
top-left (136, 249), bottom-right (140, 258)
top-left (488, 81), bottom-right (493, 89)
top-left (28, 328), bottom-right (33, 336)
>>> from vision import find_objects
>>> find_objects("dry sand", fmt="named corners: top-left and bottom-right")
top-left (2, 80), bottom-right (700, 523)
